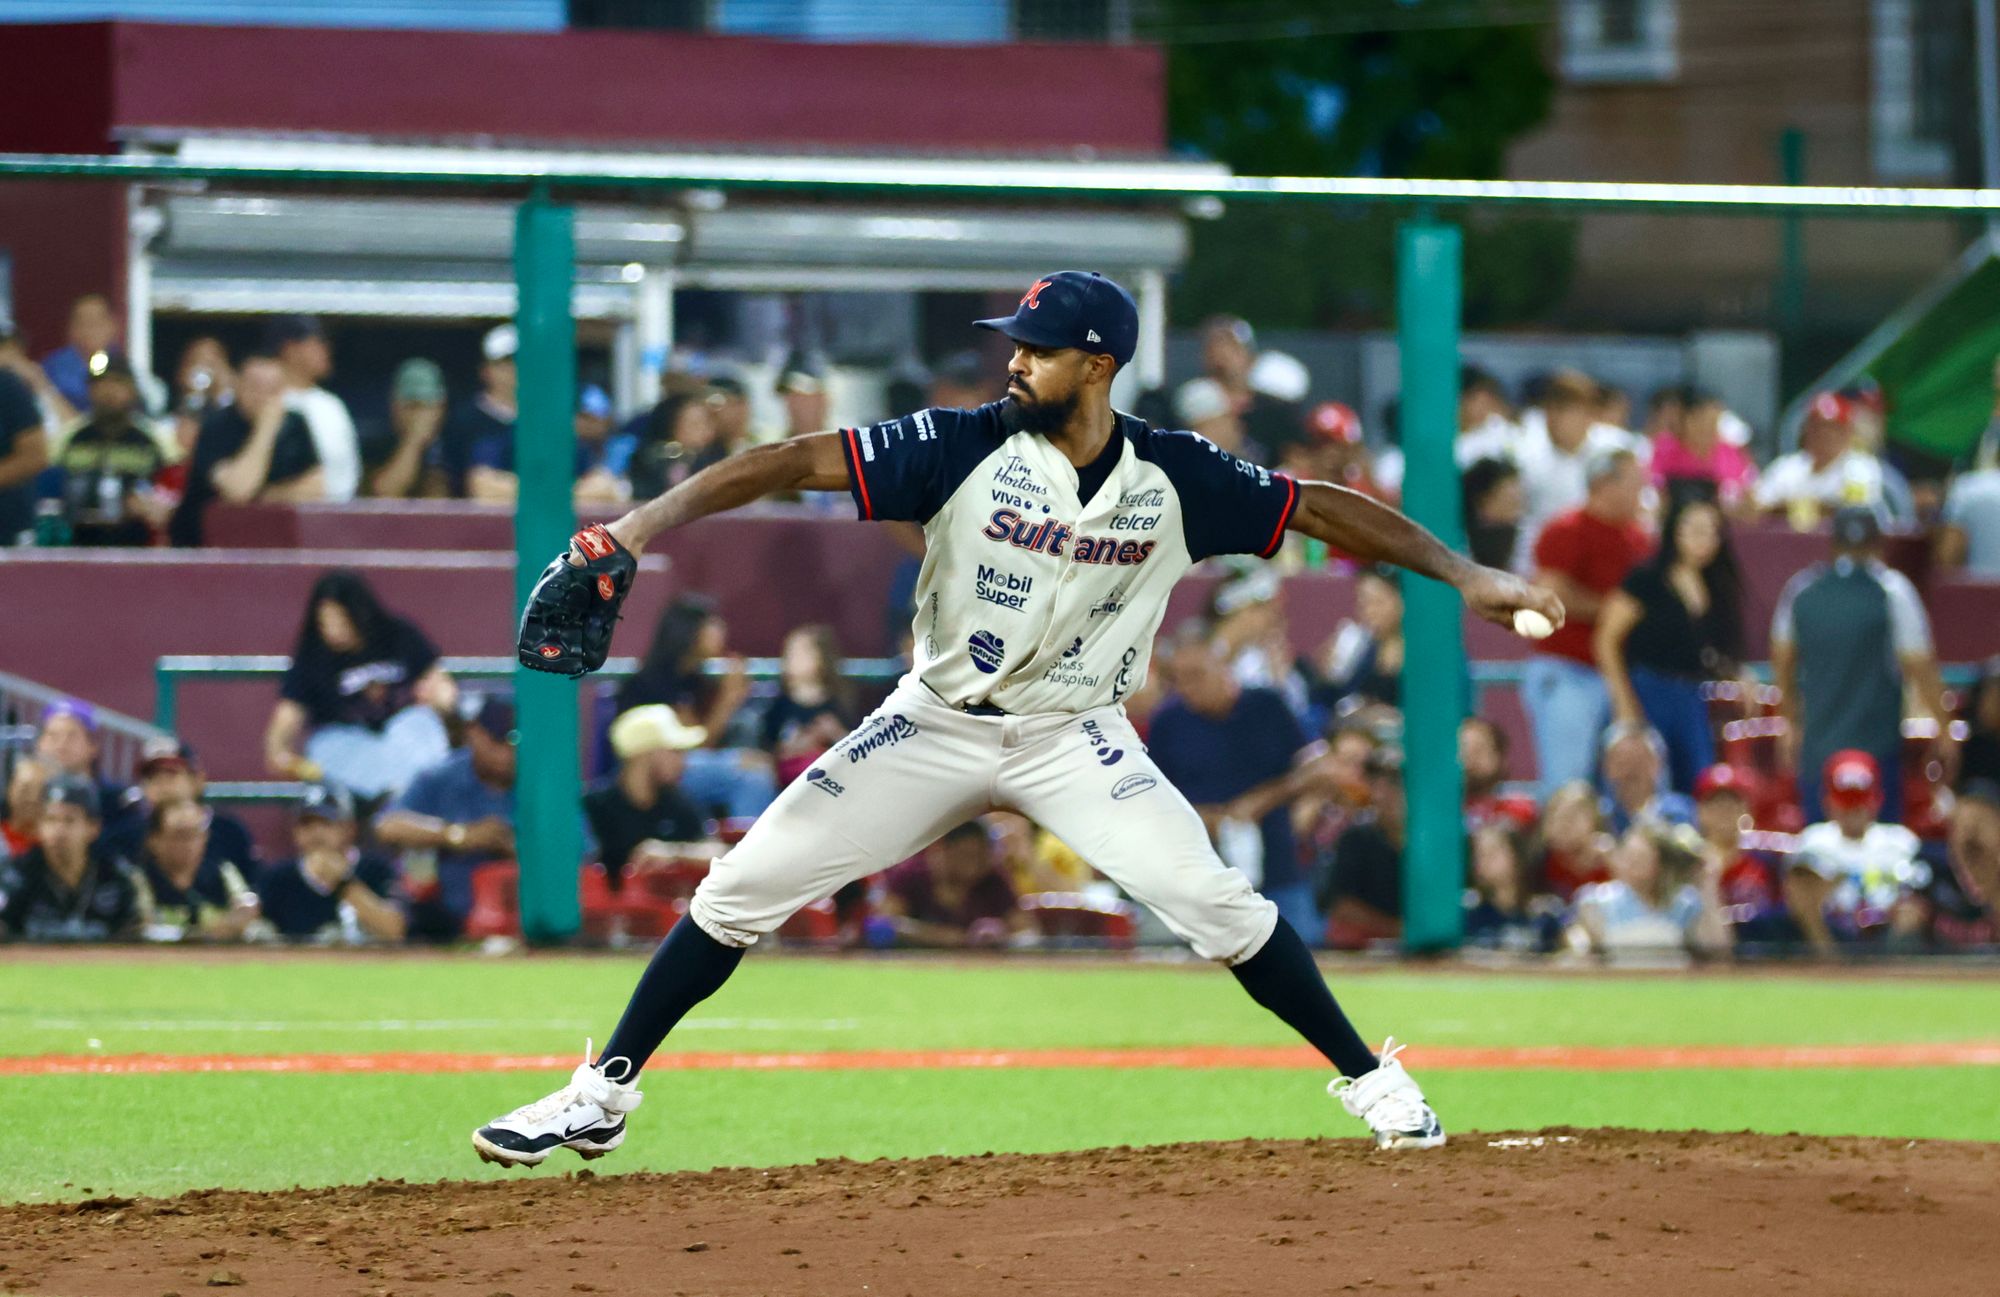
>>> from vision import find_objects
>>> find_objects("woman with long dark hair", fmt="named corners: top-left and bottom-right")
top-left (614, 596), bottom-right (775, 821)
top-left (759, 624), bottom-right (858, 785)
top-left (263, 570), bottom-right (455, 799)
top-left (625, 392), bottom-right (723, 502)
top-left (1592, 492), bottom-right (1745, 794)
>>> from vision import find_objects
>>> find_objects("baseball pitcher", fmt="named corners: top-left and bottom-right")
top-left (476, 271), bottom-right (1563, 1165)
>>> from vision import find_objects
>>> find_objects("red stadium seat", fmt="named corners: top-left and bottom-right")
top-left (630, 856), bottom-right (712, 904)
top-left (776, 896), bottom-right (843, 945)
top-left (1019, 892), bottom-right (1138, 947)
top-left (579, 863), bottom-right (680, 944)
top-left (462, 861), bottom-right (521, 940)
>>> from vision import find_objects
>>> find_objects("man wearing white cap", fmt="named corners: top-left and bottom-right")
top-left (440, 324), bottom-right (521, 502)
top-left (585, 706), bottom-right (711, 890)
top-left (1173, 376), bottom-right (1255, 461)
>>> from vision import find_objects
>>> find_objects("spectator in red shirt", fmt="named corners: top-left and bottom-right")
top-left (1534, 780), bottom-right (1613, 902)
top-left (1692, 763), bottom-right (1787, 942)
top-left (1, 758), bottom-right (48, 863)
top-left (1922, 781), bottom-right (1999, 951)
top-left (875, 819), bottom-right (1032, 949)
top-left (1522, 447), bottom-right (1651, 795)
top-left (1460, 717), bottom-right (1537, 833)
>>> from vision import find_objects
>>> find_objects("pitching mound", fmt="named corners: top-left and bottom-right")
top-left (5, 1130), bottom-right (1994, 1295)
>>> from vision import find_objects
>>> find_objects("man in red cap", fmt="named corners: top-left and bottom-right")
top-left (1784, 750), bottom-right (1927, 955)
top-left (1752, 392), bottom-right (1890, 526)
top-left (1280, 402), bottom-right (1388, 562)
top-left (1691, 764), bottom-right (1785, 943)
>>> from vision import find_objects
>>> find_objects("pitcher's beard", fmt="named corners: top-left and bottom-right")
top-left (1000, 388), bottom-right (1080, 437)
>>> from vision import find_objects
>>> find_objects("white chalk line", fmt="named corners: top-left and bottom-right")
top-left (19, 1016), bottom-right (861, 1034)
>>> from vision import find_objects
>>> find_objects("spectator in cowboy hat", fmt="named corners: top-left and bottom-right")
top-left (585, 704), bottom-right (710, 892)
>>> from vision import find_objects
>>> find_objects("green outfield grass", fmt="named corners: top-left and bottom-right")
top-left (4, 953), bottom-right (1997, 1202)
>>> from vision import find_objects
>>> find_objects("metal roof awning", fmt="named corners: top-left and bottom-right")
top-left (122, 133), bottom-right (1207, 402)
top-left (143, 193), bottom-right (1192, 318)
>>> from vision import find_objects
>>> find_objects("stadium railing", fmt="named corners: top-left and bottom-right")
top-left (153, 652), bottom-right (911, 803)
top-left (0, 669), bottom-right (175, 785)
top-left (154, 654), bottom-right (1979, 807)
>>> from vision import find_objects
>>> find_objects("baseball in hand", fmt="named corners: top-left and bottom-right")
top-left (1512, 608), bottom-right (1556, 640)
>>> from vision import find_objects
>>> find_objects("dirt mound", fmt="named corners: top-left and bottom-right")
top-left (4, 1130), bottom-right (1994, 1295)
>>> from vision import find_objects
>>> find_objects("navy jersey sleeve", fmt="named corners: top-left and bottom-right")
top-left (841, 404), bottom-right (1005, 525)
top-left (1135, 429), bottom-right (1299, 561)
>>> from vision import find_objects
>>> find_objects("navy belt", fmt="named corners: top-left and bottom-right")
top-left (925, 681), bottom-right (1008, 717)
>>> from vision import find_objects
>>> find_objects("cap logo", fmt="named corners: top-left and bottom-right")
top-left (1087, 329), bottom-right (1102, 343)
top-left (1020, 279), bottom-right (1052, 311)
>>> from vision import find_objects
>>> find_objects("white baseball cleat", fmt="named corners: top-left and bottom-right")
top-left (1330, 1038), bottom-right (1446, 1150)
top-left (472, 1041), bottom-right (644, 1168)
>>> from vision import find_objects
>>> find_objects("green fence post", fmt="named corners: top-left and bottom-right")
top-left (512, 191), bottom-right (583, 944)
top-left (1396, 219), bottom-right (1467, 954)
top-left (1776, 128), bottom-right (1808, 400)
top-left (154, 660), bottom-right (177, 733)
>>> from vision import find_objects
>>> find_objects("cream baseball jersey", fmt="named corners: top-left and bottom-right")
top-left (840, 403), bottom-right (1300, 714)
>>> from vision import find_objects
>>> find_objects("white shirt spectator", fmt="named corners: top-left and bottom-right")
top-left (1752, 448), bottom-right (1888, 518)
top-left (1942, 469), bottom-right (2000, 576)
top-left (1791, 820), bottom-right (1927, 914)
top-left (1511, 419), bottom-right (1647, 571)
top-left (1572, 878), bottom-right (1703, 950)
top-left (286, 386), bottom-right (361, 502)
top-left (1454, 412), bottom-right (1519, 468)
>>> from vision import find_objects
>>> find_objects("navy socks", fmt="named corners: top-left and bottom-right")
top-left (597, 914), bottom-right (1376, 1081)
top-left (1229, 917), bottom-right (1381, 1078)
top-left (597, 917), bottom-right (745, 1076)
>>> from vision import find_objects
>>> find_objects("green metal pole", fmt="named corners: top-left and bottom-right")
top-left (1395, 219), bottom-right (1467, 954)
top-left (155, 661), bottom-right (177, 733)
top-left (512, 192), bottom-right (583, 944)
top-left (1777, 128), bottom-right (1807, 399)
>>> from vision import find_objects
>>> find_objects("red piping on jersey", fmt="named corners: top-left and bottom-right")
top-left (1260, 474), bottom-right (1299, 558)
top-left (843, 427), bottom-right (875, 520)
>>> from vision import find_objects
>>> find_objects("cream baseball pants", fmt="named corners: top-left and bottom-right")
top-left (688, 679), bottom-right (1280, 965)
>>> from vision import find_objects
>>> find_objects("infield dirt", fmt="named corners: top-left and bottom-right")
top-left (5, 1129), bottom-right (1993, 1296)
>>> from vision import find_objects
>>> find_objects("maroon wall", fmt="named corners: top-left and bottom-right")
top-left (5, 21), bottom-right (1165, 156)
top-left (0, 25), bottom-right (124, 347)
top-left (0, 529), bottom-right (1361, 785)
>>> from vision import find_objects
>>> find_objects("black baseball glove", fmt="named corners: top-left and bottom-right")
top-left (517, 523), bottom-right (638, 676)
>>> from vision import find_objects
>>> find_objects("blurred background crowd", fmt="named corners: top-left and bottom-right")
top-left (4, 1), bottom-right (2000, 963)
top-left (4, 291), bottom-right (1997, 962)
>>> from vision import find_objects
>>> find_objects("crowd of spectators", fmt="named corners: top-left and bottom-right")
top-left (3, 297), bottom-right (1999, 961)
top-left (0, 296), bottom-right (956, 548)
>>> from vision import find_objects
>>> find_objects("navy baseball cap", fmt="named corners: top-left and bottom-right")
top-left (975, 271), bottom-right (1139, 367)
top-left (1832, 505), bottom-right (1881, 548)
top-left (45, 774), bottom-right (101, 820)
top-left (297, 782), bottom-right (355, 824)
